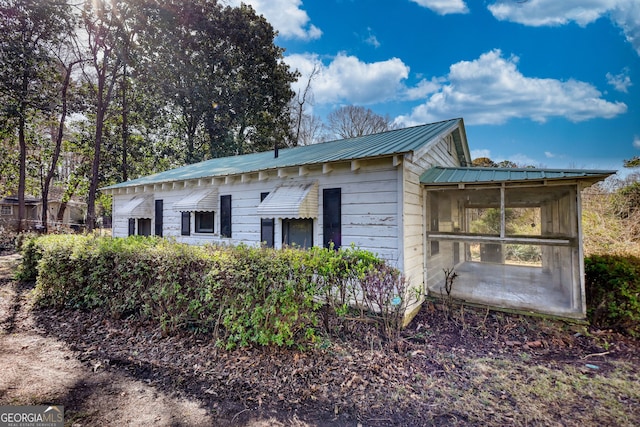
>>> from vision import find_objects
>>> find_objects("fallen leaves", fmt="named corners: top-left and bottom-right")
top-left (24, 298), bottom-right (640, 426)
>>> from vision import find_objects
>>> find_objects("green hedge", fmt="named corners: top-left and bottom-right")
top-left (585, 254), bottom-right (640, 337)
top-left (19, 235), bottom-right (410, 348)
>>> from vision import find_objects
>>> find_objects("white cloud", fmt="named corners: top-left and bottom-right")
top-left (404, 77), bottom-right (443, 100)
top-left (470, 149), bottom-right (492, 159)
top-left (487, 0), bottom-right (640, 56)
top-left (611, 1), bottom-right (640, 55)
top-left (607, 68), bottom-right (633, 92)
top-left (545, 151), bottom-right (556, 158)
top-left (284, 52), bottom-right (410, 105)
top-left (364, 28), bottom-right (381, 48)
top-left (634, 135), bottom-right (640, 149)
top-left (508, 153), bottom-right (540, 167)
top-left (396, 49), bottom-right (627, 126)
top-left (224, 0), bottom-right (321, 40)
top-left (410, 0), bottom-right (469, 15)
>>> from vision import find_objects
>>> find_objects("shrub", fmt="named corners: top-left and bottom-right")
top-left (217, 245), bottom-right (321, 348)
top-left (585, 254), bottom-right (640, 337)
top-left (0, 230), bottom-right (16, 253)
top-left (20, 235), bottom-right (409, 348)
top-left (15, 233), bottom-right (44, 281)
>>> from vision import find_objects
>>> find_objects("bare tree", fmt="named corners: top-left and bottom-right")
top-left (326, 105), bottom-right (397, 139)
top-left (297, 113), bottom-right (329, 145)
top-left (289, 64), bottom-right (320, 146)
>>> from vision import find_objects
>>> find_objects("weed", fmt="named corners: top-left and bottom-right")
top-left (441, 267), bottom-right (458, 321)
top-left (585, 254), bottom-right (640, 337)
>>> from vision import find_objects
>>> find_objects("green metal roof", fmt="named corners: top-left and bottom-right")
top-left (420, 166), bottom-right (616, 185)
top-left (103, 118), bottom-right (463, 190)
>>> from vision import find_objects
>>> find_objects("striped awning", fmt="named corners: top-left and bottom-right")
top-left (173, 190), bottom-right (218, 212)
top-left (117, 196), bottom-right (153, 219)
top-left (257, 182), bottom-right (318, 219)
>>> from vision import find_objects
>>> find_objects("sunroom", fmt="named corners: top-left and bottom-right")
top-left (421, 167), bottom-right (614, 318)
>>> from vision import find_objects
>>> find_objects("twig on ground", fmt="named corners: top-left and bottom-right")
top-left (582, 351), bottom-right (611, 359)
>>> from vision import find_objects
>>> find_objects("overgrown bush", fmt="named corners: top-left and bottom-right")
top-left (307, 244), bottom-right (419, 341)
top-left (19, 235), bottom-right (410, 348)
top-left (15, 232), bottom-right (48, 281)
top-left (0, 229), bottom-right (16, 254)
top-left (585, 254), bottom-right (640, 337)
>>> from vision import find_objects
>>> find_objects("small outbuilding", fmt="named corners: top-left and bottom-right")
top-left (0, 195), bottom-right (40, 230)
top-left (103, 118), bottom-right (614, 321)
top-left (0, 193), bottom-right (86, 232)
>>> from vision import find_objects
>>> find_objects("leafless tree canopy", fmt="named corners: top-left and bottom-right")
top-left (327, 105), bottom-right (397, 139)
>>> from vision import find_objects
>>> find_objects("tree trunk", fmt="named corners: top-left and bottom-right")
top-left (17, 114), bottom-right (26, 233)
top-left (86, 101), bottom-right (105, 232)
top-left (41, 63), bottom-right (74, 233)
top-left (56, 178), bottom-right (80, 223)
top-left (121, 63), bottom-right (128, 182)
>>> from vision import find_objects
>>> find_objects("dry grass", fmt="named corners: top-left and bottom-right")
top-left (446, 358), bottom-right (640, 426)
top-left (582, 182), bottom-right (640, 257)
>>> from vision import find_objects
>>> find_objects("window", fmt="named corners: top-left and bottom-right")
top-left (283, 219), bottom-right (313, 249)
top-left (155, 200), bottom-right (163, 237)
top-left (181, 212), bottom-right (191, 236)
top-left (260, 192), bottom-right (274, 247)
top-left (128, 218), bottom-right (135, 236)
top-left (220, 195), bottom-right (232, 238)
top-left (323, 188), bottom-right (341, 249)
top-left (195, 211), bottom-right (214, 233)
top-left (1, 205), bottom-right (12, 215)
top-left (138, 218), bottom-right (151, 236)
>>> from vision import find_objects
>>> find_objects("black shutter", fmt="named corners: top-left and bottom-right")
top-left (128, 218), bottom-right (135, 236)
top-left (323, 188), bottom-right (341, 249)
top-left (220, 195), bottom-right (232, 238)
top-left (155, 200), bottom-right (163, 237)
top-left (181, 212), bottom-right (190, 236)
top-left (260, 192), bottom-right (274, 247)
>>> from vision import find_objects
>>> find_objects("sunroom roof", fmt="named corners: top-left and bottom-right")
top-left (420, 166), bottom-right (616, 186)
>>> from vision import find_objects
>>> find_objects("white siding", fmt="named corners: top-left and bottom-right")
top-left (109, 125), bottom-right (471, 325)
top-left (400, 129), bottom-right (466, 313)
top-left (111, 157), bottom-right (402, 263)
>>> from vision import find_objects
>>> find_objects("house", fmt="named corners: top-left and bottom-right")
top-left (0, 192), bottom-right (86, 232)
top-left (0, 195), bottom-right (40, 231)
top-left (102, 118), bottom-right (614, 321)
top-left (42, 188), bottom-right (86, 232)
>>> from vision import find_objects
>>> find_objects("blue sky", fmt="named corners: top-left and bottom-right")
top-left (225, 0), bottom-right (640, 173)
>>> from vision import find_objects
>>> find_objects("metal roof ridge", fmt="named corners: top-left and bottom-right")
top-left (103, 119), bottom-right (464, 190)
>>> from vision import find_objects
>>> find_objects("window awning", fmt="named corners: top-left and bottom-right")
top-left (257, 182), bottom-right (318, 219)
top-left (117, 196), bottom-right (153, 219)
top-left (173, 190), bottom-right (218, 212)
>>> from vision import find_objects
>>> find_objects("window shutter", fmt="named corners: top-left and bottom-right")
top-left (155, 200), bottom-right (163, 237)
top-left (181, 212), bottom-right (190, 236)
top-left (220, 195), bottom-right (232, 238)
top-left (323, 188), bottom-right (341, 249)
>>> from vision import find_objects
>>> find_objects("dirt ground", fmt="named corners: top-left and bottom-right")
top-left (1, 252), bottom-right (639, 426)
